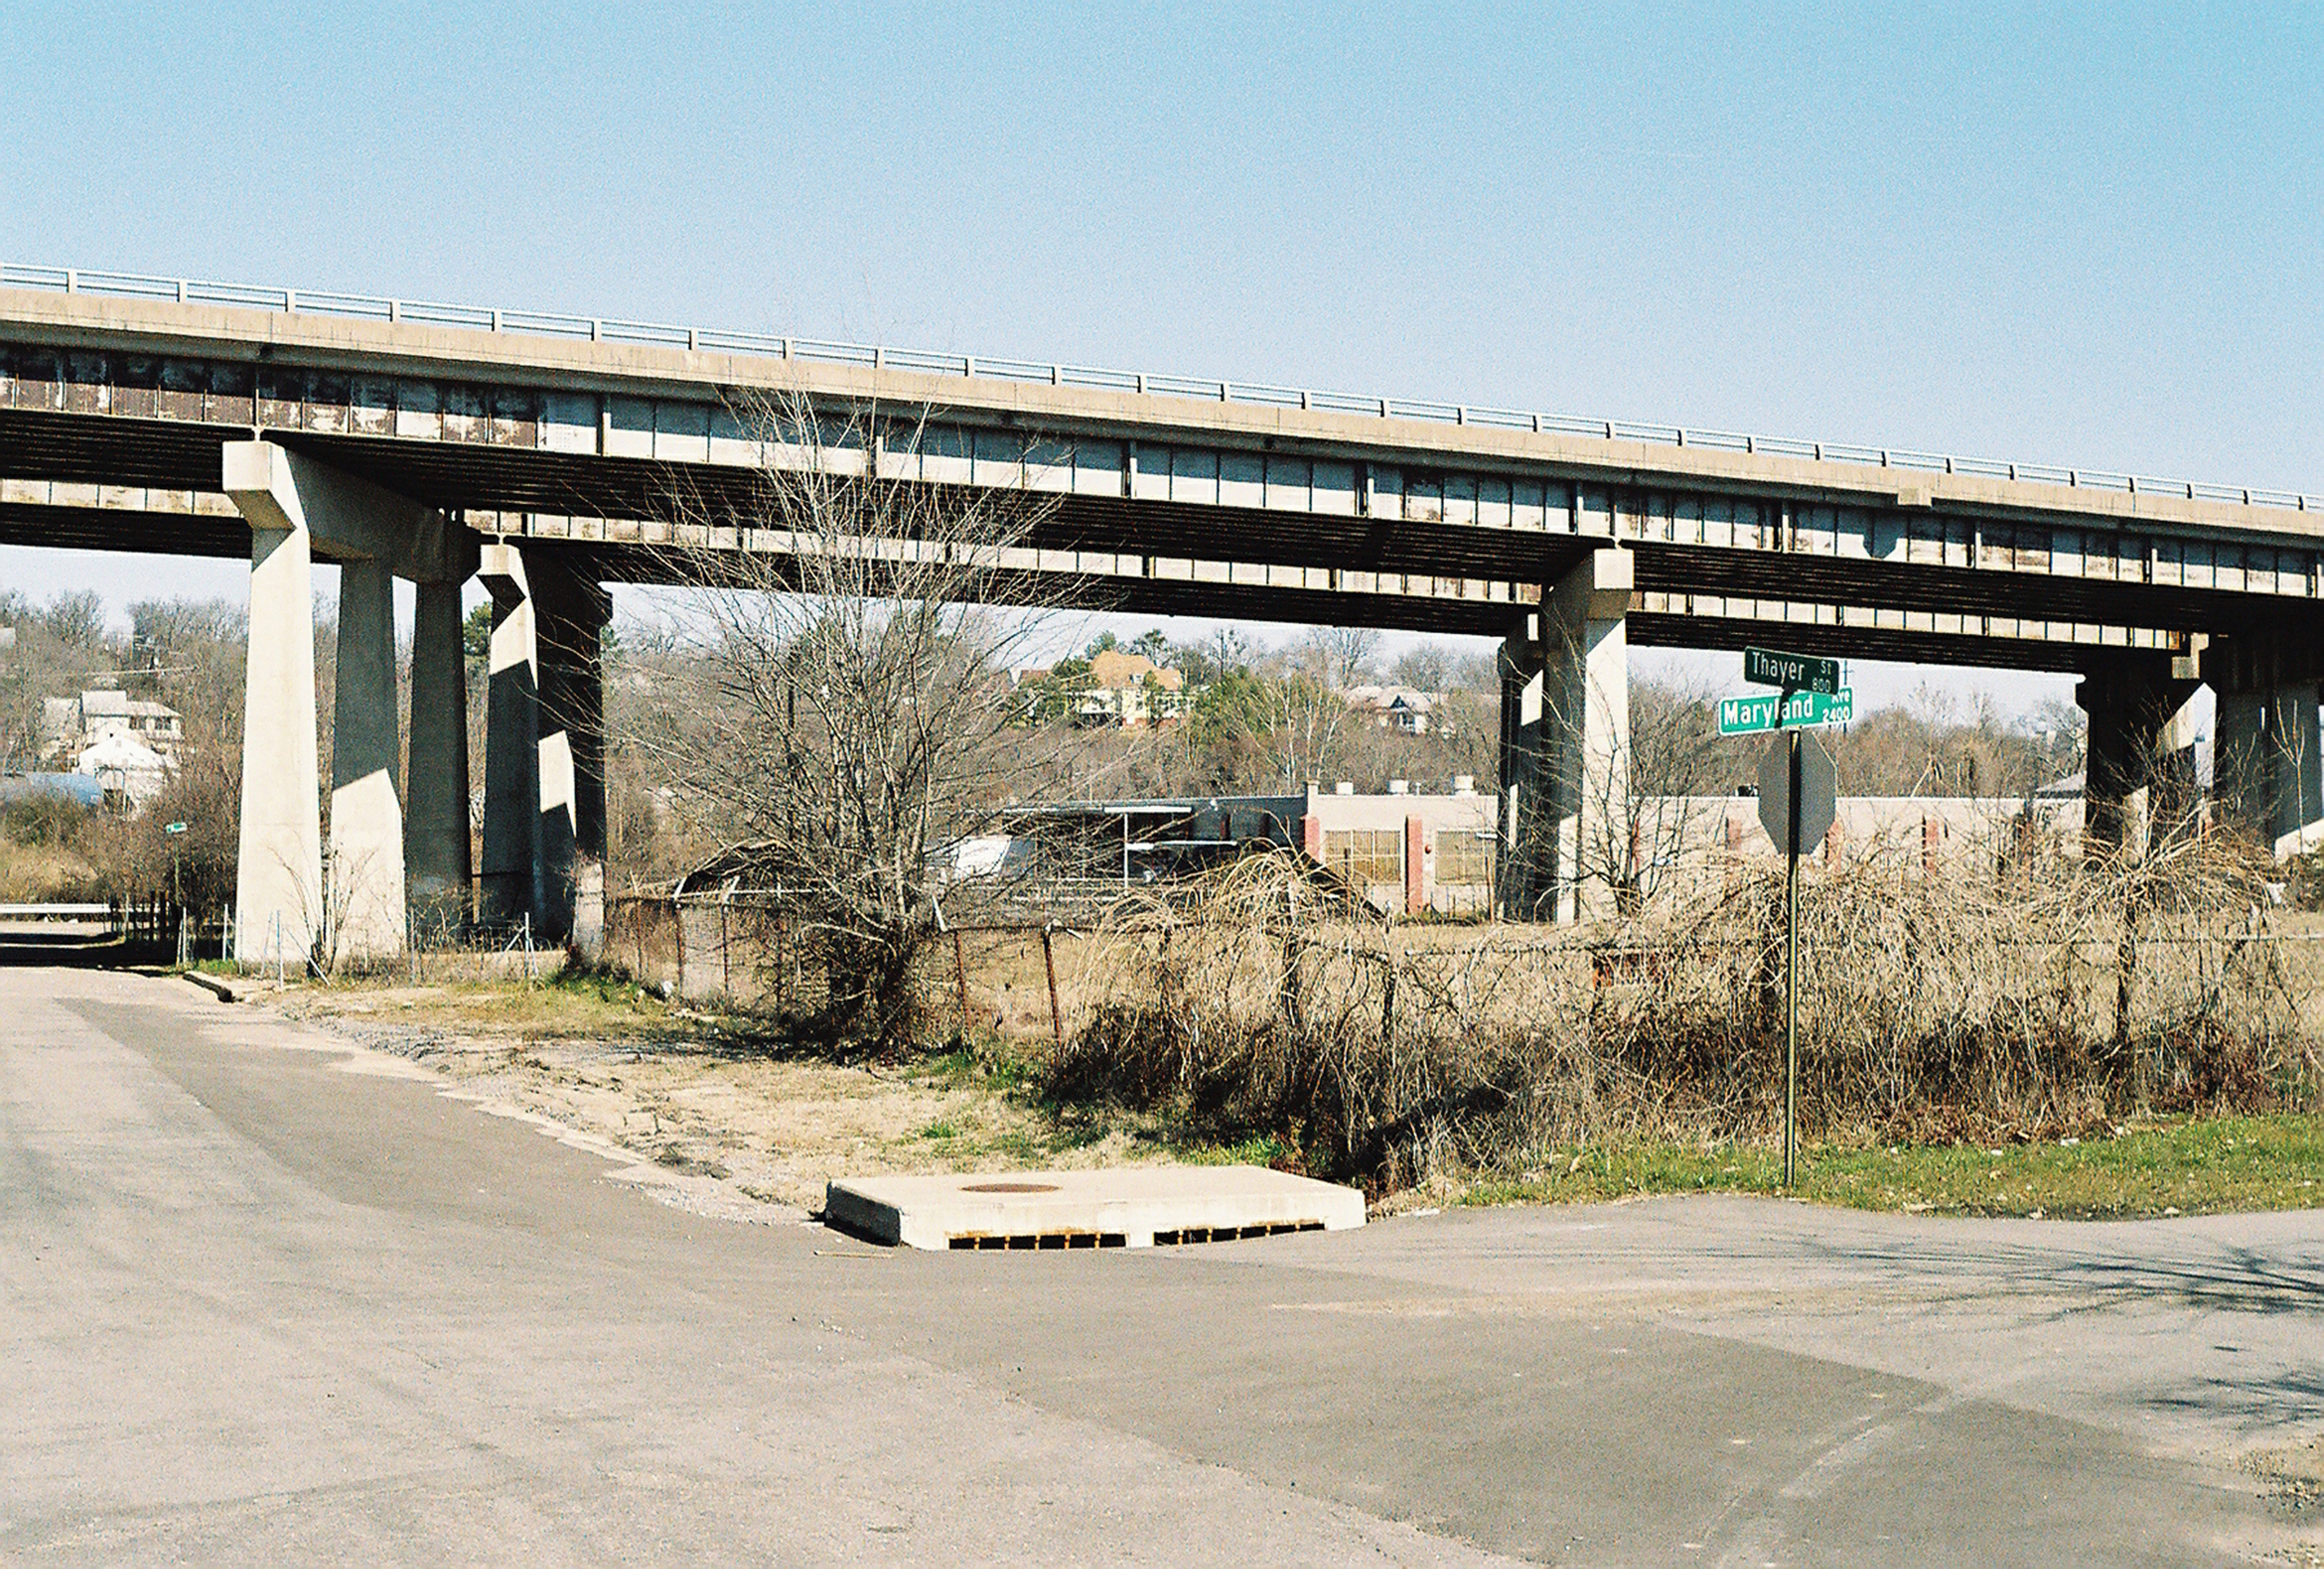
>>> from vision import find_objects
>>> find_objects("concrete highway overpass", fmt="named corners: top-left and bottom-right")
top-left (3, 265), bottom-right (2319, 958)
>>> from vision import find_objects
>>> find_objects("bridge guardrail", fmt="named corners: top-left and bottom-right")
top-left (4, 260), bottom-right (2315, 517)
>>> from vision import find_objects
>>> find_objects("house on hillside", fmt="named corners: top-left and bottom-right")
top-left (1017, 649), bottom-right (1195, 728)
top-left (42, 688), bottom-right (183, 763)
top-left (1343, 684), bottom-right (1440, 734)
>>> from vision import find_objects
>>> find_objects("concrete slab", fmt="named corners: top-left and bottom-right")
top-left (825, 1165), bottom-right (1366, 1251)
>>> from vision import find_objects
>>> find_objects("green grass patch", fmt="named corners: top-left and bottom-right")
top-left (1457, 1113), bottom-right (2324, 1219)
top-left (909, 1039), bottom-right (1039, 1093)
top-left (1171, 1132), bottom-right (1296, 1168)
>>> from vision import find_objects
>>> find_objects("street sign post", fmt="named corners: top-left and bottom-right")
top-left (1718, 689), bottom-right (1854, 735)
top-left (1743, 645), bottom-right (1841, 695)
top-left (1755, 732), bottom-right (1837, 1189)
top-left (1729, 644), bottom-right (1850, 1188)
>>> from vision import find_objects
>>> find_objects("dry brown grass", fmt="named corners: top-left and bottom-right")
top-left (0, 839), bottom-right (100, 903)
top-left (1050, 840), bottom-right (2324, 1195)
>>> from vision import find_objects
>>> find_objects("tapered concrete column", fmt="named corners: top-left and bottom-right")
top-left (1540, 548), bottom-right (1631, 921)
top-left (2215, 687), bottom-right (2267, 832)
top-left (405, 579), bottom-right (472, 936)
top-left (2077, 655), bottom-right (2199, 859)
top-left (1497, 627), bottom-right (1547, 919)
top-left (230, 517), bottom-right (323, 965)
top-left (1499, 548), bottom-right (1631, 921)
top-left (2266, 681), bottom-right (2324, 854)
top-left (475, 543), bottom-right (609, 944)
top-left (2205, 635), bottom-right (2323, 856)
top-left (478, 544), bottom-right (541, 930)
top-left (532, 555), bottom-right (611, 946)
top-left (329, 560), bottom-right (405, 962)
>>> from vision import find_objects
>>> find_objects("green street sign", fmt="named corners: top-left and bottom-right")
top-left (1719, 688), bottom-right (1855, 735)
top-left (1743, 646), bottom-right (1842, 695)
top-left (164, 821), bottom-right (189, 835)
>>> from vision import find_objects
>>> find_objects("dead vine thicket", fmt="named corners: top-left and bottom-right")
top-left (1051, 838), bottom-right (2324, 1193)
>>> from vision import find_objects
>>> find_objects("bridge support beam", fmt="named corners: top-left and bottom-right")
top-left (329, 560), bottom-right (405, 962)
top-left (477, 542), bottom-right (606, 946)
top-left (479, 544), bottom-right (541, 932)
top-left (2076, 653), bottom-right (2200, 861)
top-left (405, 579), bottom-right (472, 937)
top-left (535, 558), bottom-right (610, 953)
top-left (1499, 547), bottom-right (1631, 921)
top-left (2208, 636), bottom-right (2324, 857)
top-left (224, 441), bottom-right (475, 968)
top-left (228, 498), bottom-right (323, 965)
top-left (1497, 634), bottom-right (1545, 919)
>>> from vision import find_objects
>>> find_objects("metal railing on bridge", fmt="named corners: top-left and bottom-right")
top-left (6, 260), bottom-right (2317, 517)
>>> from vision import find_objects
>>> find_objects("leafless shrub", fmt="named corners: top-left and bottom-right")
top-left (635, 389), bottom-right (1100, 1052)
top-left (1052, 832), bottom-right (2321, 1194)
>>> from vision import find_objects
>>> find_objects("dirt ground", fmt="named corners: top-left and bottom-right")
top-left (261, 973), bottom-right (1166, 1216)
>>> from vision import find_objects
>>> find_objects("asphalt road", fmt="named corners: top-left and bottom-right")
top-left (4, 967), bottom-right (2318, 1565)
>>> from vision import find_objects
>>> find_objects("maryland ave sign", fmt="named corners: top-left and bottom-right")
top-left (1718, 688), bottom-right (1855, 735)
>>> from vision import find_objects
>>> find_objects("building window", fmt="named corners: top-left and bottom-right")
top-left (1321, 828), bottom-right (1402, 890)
top-left (1434, 830), bottom-right (1494, 888)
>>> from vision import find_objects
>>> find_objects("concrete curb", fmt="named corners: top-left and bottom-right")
top-left (179, 970), bottom-right (240, 1003)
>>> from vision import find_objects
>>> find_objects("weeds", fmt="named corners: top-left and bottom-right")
top-left (1048, 841), bottom-right (2324, 1196)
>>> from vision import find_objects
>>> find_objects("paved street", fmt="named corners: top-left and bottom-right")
top-left (3, 967), bottom-right (2317, 1565)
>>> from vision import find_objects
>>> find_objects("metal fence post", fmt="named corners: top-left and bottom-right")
top-left (1041, 925), bottom-right (1063, 1049)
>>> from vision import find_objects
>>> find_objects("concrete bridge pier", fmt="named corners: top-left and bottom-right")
top-left (478, 544), bottom-right (541, 932)
top-left (534, 559), bottom-right (611, 950)
top-left (224, 442), bottom-right (476, 967)
top-left (2075, 653), bottom-right (2200, 860)
top-left (477, 542), bottom-right (606, 944)
top-left (2209, 636), bottom-right (2324, 856)
top-left (328, 560), bottom-right (406, 961)
top-left (1499, 547), bottom-right (1631, 920)
top-left (404, 578), bottom-right (473, 938)
top-left (1497, 629), bottom-right (1544, 919)
top-left (229, 481), bottom-right (324, 966)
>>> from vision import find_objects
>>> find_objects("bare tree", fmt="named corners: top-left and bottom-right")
top-left (1261, 669), bottom-right (1353, 793)
top-left (1307, 625), bottom-right (1380, 692)
top-left (1389, 640), bottom-right (1455, 693)
top-left (645, 390), bottom-right (1079, 1048)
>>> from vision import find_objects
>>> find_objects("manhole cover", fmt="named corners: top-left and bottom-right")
top-left (960, 1181), bottom-right (1060, 1193)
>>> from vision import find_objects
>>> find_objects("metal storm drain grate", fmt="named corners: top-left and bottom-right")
top-left (1154, 1220), bottom-right (1327, 1246)
top-left (948, 1231), bottom-right (1125, 1250)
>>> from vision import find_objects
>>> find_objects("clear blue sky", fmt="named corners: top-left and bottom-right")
top-left (4, 2), bottom-right (2317, 714)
